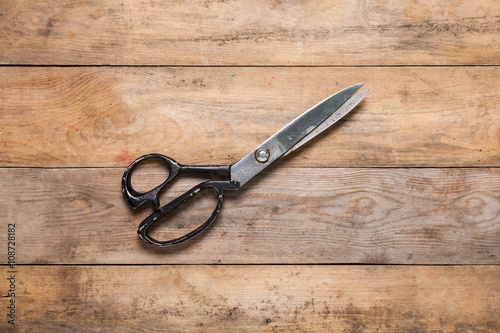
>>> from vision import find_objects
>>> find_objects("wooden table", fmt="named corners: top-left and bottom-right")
top-left (1, 1), bottom-right (499, 331)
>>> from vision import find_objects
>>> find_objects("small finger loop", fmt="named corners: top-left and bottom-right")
top-left (122, 154), bottom-right (180, 209)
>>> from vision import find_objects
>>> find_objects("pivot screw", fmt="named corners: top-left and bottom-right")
top-left (255, 148), bottom-right (270, 163)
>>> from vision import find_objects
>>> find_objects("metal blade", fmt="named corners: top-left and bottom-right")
top-left (231, 83), bottom-right (364, 186)
top-left (284, 89), bottom-right (369, 155)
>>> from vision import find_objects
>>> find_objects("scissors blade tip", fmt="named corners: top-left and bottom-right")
top-left (339, 83), bottom-right (365, 99)
top-left (284, 86), bottom-right (368, 156)
top-left (357, 88), bottom-right (369, 99)
top-left (351, 82), bottom-right (365, 90)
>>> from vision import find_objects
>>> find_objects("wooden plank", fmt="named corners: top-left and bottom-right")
top-left (1, 167), bottom-right (498, 265)
top-left (0, 0), bottom-right (499, 66)
top-left (0, 66), bottom-right (498, 168)
top-left (1, 265), bottom-right (498, 331)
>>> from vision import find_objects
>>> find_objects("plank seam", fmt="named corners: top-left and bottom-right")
top-left (2, 264), bottom-right (499, 267)
top-left (0, 64), bottom-right (499, 68)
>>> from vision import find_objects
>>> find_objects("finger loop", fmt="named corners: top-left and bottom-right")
top-left (122, 154), bottom-right (181, 209)
top-left (137, 181), bottom-right (227, 247)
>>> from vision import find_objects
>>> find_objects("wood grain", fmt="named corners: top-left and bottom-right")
top-left (1, 0), bottom-right (499, 330)
top-left (0, 66), bottom-right (498, 168)
top-left (1, 265), bottom-right (498, 332)
top-left (1, 167), bottom-right (498, 265)
top-left (1, 0), bottom-right (499, 66)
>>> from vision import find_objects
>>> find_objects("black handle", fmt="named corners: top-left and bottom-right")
top-left (122, 154), bottom-right (181, 209)
top-left (137, 180), bottom-right (239, 246)
top-left (122, 153), bottom-right (232, 210)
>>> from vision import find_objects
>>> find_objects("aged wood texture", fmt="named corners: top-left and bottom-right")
top-left (1, 265), bottom-right (498, 332)
top-left (1, 0), bottom-right (499, 331)
top-left (1, 167), bottom-right (498, 265)
top-left (1, 0), bottom-right (499, 66)
top-left (0, 66), bottom-right (498, 168)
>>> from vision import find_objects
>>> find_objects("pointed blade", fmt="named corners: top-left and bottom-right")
top-left (231, 83), bottom-right (364, 186)
top-left (285, 89), bottom-right (369, 155)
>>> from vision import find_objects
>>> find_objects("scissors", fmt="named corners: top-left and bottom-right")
top-left (123, 83), bottom-right (368, 246)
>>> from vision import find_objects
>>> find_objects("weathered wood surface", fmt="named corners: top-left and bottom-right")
top-left (1, 167), bottom-right (498, 265)
top-left (0, 66), bottom-right (498, 168)
top-left (1, 265), bottom-right (499, 332)
top-left (1, 0), bottom-right (499, 330)
top-left (1, 0), bottom-right (499, 66)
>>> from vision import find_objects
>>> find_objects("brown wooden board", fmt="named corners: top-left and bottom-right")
top-left (1, 167), bottom-right (498, 265)
top-left (1, 0), bottom-right (499, 331)
top-left (0, 66), bottom-right (498, 168)
top-left (1, 0), bottom-right (499, 66)
top-left (0, 265), bottom-right (499, 332)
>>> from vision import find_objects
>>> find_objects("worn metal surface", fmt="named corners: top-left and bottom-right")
top-left (230, 83), bottom-right (365, 186)
top-left (285, 88), bottom-right (369, 155)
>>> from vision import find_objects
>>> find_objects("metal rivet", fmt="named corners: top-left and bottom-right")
top-left (255, 148), bottom-right (270, 163)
